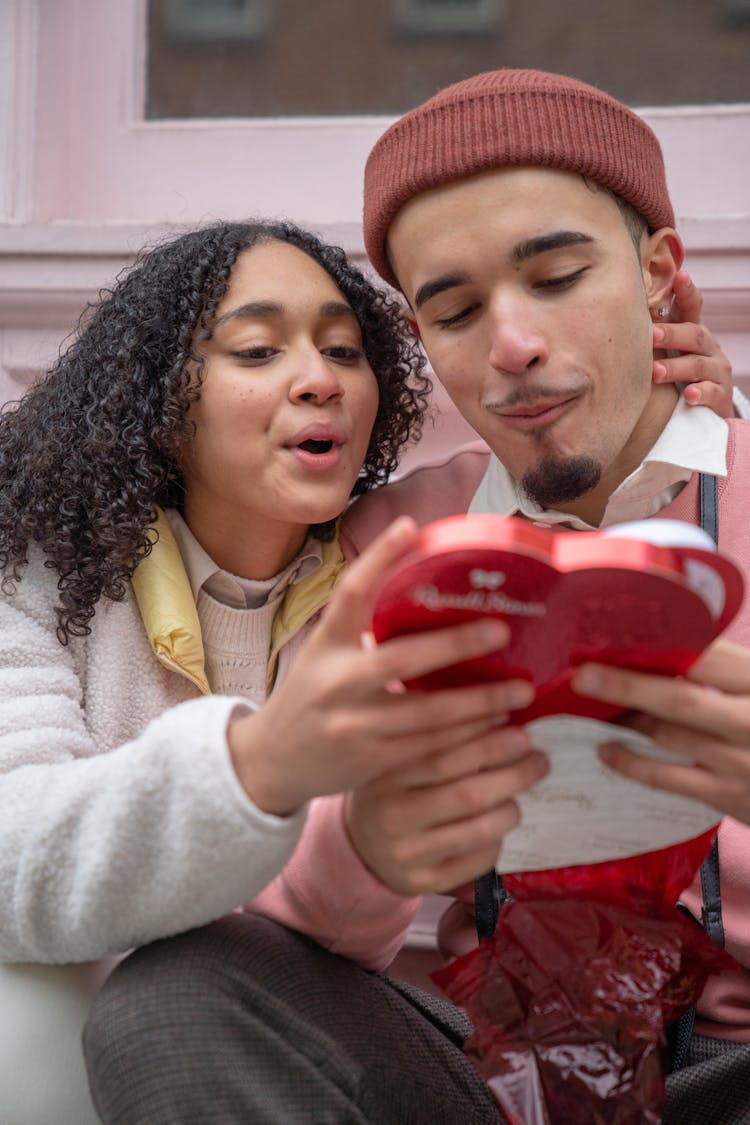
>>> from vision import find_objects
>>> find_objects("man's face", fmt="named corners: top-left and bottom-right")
top-left (387, 167), bottom-right (678, 523)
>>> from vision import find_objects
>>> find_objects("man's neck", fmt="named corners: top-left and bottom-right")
top-left (550, 385), bottom-right (679, 527)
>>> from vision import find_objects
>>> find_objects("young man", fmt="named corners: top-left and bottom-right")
top-left (85, 72), bottom-right (749, 1124)
top-left (345, 67), bottom-right (750, 1123)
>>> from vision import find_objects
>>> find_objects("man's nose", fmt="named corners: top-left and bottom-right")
top-left (487, 300), bottom-right (548, 376)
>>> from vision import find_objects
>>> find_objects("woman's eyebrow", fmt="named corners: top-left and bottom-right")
top-left (214, 300), bottom-right (282, 327)
top-left (511, 230), bottom-right (594, 265)
top-left (320, 301), bottom-right (359, 322)
top-left (214, 300), bottom-right (358, 328)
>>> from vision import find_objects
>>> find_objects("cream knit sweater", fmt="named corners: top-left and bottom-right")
top-left (0, 548), bottom-right (307, 964)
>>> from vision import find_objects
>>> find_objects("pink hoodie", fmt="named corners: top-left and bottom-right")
top-left (250, 424), bottom-right (750, 1041)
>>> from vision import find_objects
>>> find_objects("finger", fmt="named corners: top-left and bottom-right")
top-left (653, 322), bottom-right (716, 360)
top-left (373, 676), bottom-right (534, 738)
top-left (320, 516), bottom-right (421, 641)
top-left (387, 725), bottom-right (533, 788)
top-left (597, 741), bottom-right (740, 819)
top-left (369, 714), bottom-right (522, 774)
top-left (688, 639), bottom-right (750, 694)
top-left (410, 815), bottom-right (522, 895)
top-left (382, 751), bottom-right (548, 836)
top-left (652, 359), bottom-right (733, 417)
top-left (671, 271), bottom-right (703, 323)
top-left (681, 380), bottom-right (734, 418)
top-left (619, 710), bottom-right (750, 776)
top-left (653, 359), bottom-right (732, 413)
top-left (654, 355), bottom-right (717, 386)
top-left (369, 617), bottom-right (512, 690)
top-left (573, 662), bottom-right (750, 746)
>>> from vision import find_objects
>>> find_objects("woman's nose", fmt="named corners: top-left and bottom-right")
top-left (289, 348), bottom-right (344, 403)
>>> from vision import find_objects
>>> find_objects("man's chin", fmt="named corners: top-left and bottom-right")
top-left (521, 455), bottom-right (601, 510)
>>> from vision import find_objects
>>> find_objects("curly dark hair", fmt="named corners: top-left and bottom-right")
top-left (0, 219), bottom-right (429, 643)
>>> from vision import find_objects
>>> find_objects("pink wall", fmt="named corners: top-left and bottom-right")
top-left (1, 0), bottom-right (749, 450)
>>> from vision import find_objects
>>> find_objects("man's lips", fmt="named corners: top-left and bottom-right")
top-left (491, 395), bottom-right (580, 430)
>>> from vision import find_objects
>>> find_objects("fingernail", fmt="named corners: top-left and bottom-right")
top-left (653, 362), bottom-right (666, 382)
top-left (573, 666), bottom-right (604, 694)
top-left (532, 751), bottom-right (550, 778)
top-left (506, 681), bottom-right (534, 709)
top-left (388, 516), bottom-right (415, 542)
top-left (480, 620), bottom-right (508, 646)
top-left (503, 727), bottom-right (531, 753)
top-left (653, 325), bottom-right (665, 343)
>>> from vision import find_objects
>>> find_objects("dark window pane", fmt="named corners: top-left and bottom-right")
top-left (146, 0), bottom-right (750, 119)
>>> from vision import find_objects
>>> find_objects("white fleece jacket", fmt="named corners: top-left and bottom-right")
top-left (0, 549), bottom-right (307, 964)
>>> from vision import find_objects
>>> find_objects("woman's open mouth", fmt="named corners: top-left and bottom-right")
top-left (287, 434), bottom-right (344, 471)
top-left (298, 438), bottom-right (334, 455)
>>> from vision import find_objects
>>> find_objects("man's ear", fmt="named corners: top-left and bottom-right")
top-left (642, 228), bottom-right (685, 314)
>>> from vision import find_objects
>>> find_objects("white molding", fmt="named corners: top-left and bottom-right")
top-left (0, 0), bottom-right (38, 222)
top-left (1, 217), bottom-right (748, 341)
top-left (18, 1), bottom-right (748, 227)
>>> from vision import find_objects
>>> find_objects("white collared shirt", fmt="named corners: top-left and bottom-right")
top-left (468, 397), bottom-right (729, 529)
top-left (165, 509), bottom-right (323, 609)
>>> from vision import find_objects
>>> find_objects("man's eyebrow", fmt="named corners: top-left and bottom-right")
top-left (411, 233), bottom-right (593, 310)
top-left (213, 299), bottom-right (357, 328)
top-left (511, 231), bottom-right (594, 265)
top-left (414, 273), bottom-right (470, 311)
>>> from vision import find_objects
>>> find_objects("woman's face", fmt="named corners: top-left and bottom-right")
top-left (180, 239), bottom-right (379, 577)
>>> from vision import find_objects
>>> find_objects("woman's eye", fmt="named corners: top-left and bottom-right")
top-left (535, 268), bottom-right (587, 292)
top-left (323, 345), bottom-right (364, 362)
top-left (231, 346), bottom-right (277, 363)
top-left (436, 303), bottom-right (480, 329)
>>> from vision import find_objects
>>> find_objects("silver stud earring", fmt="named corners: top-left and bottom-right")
top-left (656, 305), bottom-right (670, 320)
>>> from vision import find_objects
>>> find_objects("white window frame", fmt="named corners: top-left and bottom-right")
top-left (1, 0), bottom-right (749, 387)
top-left (5, 0), bottom-right (745, 235)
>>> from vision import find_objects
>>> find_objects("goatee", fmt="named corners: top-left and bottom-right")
top-left (521, 455), bottom-right (601, 510)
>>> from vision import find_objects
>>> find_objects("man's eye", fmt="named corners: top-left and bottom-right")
top-left (535, 268), bottom-right (587, 292)
top-left (436, 303), bottom-right (480, 329)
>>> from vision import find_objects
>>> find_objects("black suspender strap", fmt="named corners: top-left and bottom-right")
top-left (700, 836), bottom-right (725, 947)
top-left (697, 471), bottom-right (725, 948)
top-left (474, 869), bottom-right (503, 942)
top-left (699, 471), bottom-right (719, 549)
top-left (671, 472), bottom-right (725, 1072)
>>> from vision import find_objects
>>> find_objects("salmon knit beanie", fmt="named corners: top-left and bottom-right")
top-left (363, 69), bottom-right (674, 288)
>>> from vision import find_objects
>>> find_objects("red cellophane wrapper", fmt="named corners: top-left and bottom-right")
top-left (432, 830), bottom-right (735, 1125)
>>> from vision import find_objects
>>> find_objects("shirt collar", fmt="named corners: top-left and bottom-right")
top-left (164, 509), bottom-right (323, 610)
top-left (469, 396), bottom-right (728, 530)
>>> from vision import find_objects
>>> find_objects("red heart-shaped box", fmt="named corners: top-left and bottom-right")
top-left (371, 515), bottom-right (744, 724)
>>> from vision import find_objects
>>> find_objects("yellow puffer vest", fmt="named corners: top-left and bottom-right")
top-left (130, 510), bottom-right (347, 694)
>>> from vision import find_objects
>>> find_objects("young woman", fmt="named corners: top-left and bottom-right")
top-left (1, 219), bottom-right (537, 1124)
